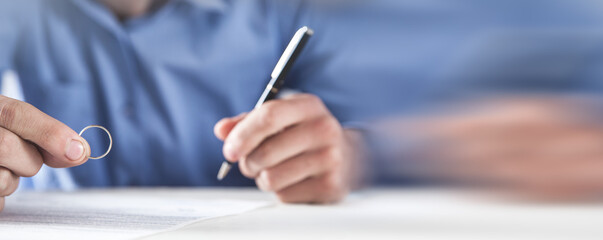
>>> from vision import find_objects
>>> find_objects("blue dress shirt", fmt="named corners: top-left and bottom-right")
top-left (1, 0), bottom-right (317, 188)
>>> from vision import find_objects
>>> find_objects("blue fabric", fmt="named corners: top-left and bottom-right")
top-left (2, 0), bottom-right (603, 188)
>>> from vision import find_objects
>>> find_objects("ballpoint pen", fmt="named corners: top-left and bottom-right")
top-left (217, 26), bottom-right (314, 180)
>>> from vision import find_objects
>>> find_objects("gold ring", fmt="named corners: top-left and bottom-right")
top-left (79, 125), bottom-right (113, 160)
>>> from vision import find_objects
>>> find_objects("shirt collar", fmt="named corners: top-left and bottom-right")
top-left (71, 0), bottom-right (227, 12)
top-left (68, 0), bottom-right (227, 33)
top-left (69, 0), bottom-right (123, 34)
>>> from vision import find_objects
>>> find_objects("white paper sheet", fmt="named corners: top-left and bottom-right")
top-left (0, 190), bottom-right (270, 240)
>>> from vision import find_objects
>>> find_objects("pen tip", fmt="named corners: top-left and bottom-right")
top-left (217, 162), bottom-right (233, 181)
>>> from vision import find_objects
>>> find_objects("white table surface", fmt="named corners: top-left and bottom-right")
top-left (132, 188), bottom-right (603, 240)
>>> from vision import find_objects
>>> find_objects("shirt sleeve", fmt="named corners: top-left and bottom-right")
top-left (342, 121), bottom-right (429, 186)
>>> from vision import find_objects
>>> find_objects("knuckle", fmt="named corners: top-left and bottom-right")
top-left (6, 177), bottom-right (17, 196)
top-left (303, 94), bottom-right (329, 112)
top-left (0, 171), bottom-right (9, 186)
top-left (238, 158), bottom-right (256, 178)
top-left (322, 148), bottom-right (342, 168)
top-left (261, 171), bottom-right (278, 191)
top-left (249, 144), bottom-right (274, 167)
top-left (321, 175), bottom-right (341, 195)
top-left (0, 130), bottom-right (17, 158)
top-left (317, 178), bottom-right (345, 204)
top-left (0, 99), bottom-right (20, 130)
top-left (301, 94), bottom-right (322, 106)
top-left (0, 170), bottom-right (16, 196)
top-left (22, 159), bottom-right (43, 178)
top-left (315, 117), bottom-right (340, 141)
top-left (0, 133), bottom-right (8, 158)
top-left (258, 102), bottom-right (280, 127)
top-left (249, 147), bottom-right (269, 164)
top-left (322, 147), bottom-right (337, 160)
top-left (243, 162), bottom-right (260, 178)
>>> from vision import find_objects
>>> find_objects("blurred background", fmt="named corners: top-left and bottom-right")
top-left (293, 0), bottom-right (603, 202)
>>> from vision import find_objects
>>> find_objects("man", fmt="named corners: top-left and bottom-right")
top-left (3, 0), bottom-right (603, 212)
top-left (0, 0), bottom-right (367, 211)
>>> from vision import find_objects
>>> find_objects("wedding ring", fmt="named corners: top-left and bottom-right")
top-left (79, 125), bottom-right (113, 160)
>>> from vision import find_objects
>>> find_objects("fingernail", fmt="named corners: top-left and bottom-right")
top-left (65, 139), bottom-right (85, 161)
top-left (224, 142), bottom-right (238, 160)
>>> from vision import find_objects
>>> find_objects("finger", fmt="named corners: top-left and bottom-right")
top-left (0, 197), bottom-right (4, 212)
top-left (243, 117), bottom-right (336, 177)
top-left (0, 127), bottom-right (43, 177)
top-left (223, 94), bottom-right (326, 162)
top-left (0, 96), bottom-right (90, 167)
top-left (0, 167), bottom-right (19, 197)
top-left (276, 173), bottom-right (346, 204)
top-left (255, 148), bottom-right (340, 192)
top-left (495, 155), bottom-right (603, 202)
top-left (214, 113), bottom-right (248, 141)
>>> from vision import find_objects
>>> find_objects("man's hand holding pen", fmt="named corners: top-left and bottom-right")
top-left (214, 94), bottom-right (364, 204)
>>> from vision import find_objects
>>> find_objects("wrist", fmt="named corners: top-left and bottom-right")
top-left (342, 128), bottom-right (371, 190)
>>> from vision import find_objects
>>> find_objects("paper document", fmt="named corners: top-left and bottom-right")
top-left (0, 189), bottom-right (270, 240)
